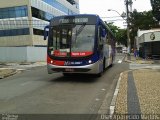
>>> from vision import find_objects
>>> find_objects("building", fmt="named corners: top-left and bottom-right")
top-left (136, 29), bottom-right (160, 59)
top-left (0, 0), bottom-right (79, 62)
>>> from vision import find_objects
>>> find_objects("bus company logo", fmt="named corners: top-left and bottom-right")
top-left (64, 61), bottom-right (71, 66)
top-left (150, 33), bottom-right (155, 40)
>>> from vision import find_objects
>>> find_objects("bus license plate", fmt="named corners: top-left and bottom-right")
top-left (65, 68), bottom-right (74, 72)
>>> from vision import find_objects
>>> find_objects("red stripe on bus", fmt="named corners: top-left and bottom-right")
top-left (71, 51), bottom-right (93, 57)
top-left (47, 56), bottom-right (65, 66)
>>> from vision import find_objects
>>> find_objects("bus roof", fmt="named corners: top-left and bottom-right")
top-left (50, 14), bottom-right (115, 38)
top-left (50, 14), bottom-right (100, 20)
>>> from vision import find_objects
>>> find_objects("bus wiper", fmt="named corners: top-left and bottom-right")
top-left (71, 23), bottom-right (86, 46)
top-left (76, 23), bottom-right (86, 36)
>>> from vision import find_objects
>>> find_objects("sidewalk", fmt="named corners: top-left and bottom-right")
top-left (0, 68), bottom-right (17, 79)
top-left (125, 53), bottom-right (157, 64)
top-left (0, 62), bottom-right (46, 79)
top-left (111, 54), bottom-right (160, 119)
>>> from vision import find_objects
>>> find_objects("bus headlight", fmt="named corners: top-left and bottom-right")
top-left (88, 60), bottom-right (92, 64)
top-left (51, 60), bottom-right (53, 64)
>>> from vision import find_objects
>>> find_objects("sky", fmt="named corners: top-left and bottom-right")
top-left (79, 0), bottom-right (152, 28)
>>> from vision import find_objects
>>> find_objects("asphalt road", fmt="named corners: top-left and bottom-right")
top-left (0, 54), bottom-right (128, 115)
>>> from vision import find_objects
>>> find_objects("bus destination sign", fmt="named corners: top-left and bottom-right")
top-left (59, 18), bottom-right (88, 24)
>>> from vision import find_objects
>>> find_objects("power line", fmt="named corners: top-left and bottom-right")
top-left (101, 16), bottom-right (126, 18)
top-left (105, 19), bottom-right (126, 22)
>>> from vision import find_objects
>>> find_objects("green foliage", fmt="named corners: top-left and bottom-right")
top-left (105, 9), bottom-right (159, 47)
top-left (150, 0), bottom-right (160, 21)
top-left (130, 10), bottom-right (159, 31)
top-left (129, 10), bottom-right (159, 48)
top-left (106, 22), bottom-right (127, 46)
top-left (116, 29), bottom-right (127, 47)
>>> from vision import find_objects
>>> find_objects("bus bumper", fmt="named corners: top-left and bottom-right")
top-left (47, 61), bottom-right (102, 74)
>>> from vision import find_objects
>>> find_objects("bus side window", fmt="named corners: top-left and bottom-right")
top-left (98, 26), bottom-right (101, 41)
top-left (98, 26), bottom-right (104, 44)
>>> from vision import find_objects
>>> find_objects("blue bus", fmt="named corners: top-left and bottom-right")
top-left (44, 14), bottom-right (116, 76)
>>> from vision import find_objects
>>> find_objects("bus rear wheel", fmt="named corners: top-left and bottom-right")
top-left (110, 56), bottom-right (113, 67)
top-left (103, 58), bottom-right (106, 71)
top-left (96, 59), bottom-right (105, 77)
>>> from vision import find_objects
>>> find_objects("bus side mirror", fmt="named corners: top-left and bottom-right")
top-left (44, 25), bottom-right (49, 40)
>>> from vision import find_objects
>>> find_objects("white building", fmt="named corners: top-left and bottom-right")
top-left (136, 29), bottom-right (160, 59)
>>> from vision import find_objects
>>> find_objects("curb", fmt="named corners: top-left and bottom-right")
top-left (124, 55), bottom-right (133, 63)
top-left (109, 72), bottom-right (123, 118)
top-left (124, 55), bottom-right (156, 64)
top-left (124, 59), bottom-right (133, 63)
top-left (0, 68), bottom-right (18, 79)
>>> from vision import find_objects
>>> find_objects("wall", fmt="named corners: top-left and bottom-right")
top-left (0, 47), bottom-right (47, 62)
top-left (138, 31), bottom-right (160, 45)
top-left (27, 47), bottom-right (47, 62)
top-left (0, 0), bottom-right (29, 8)
top-left (0, 35), bottom-right (32, 47)
top-left (32, 35), bottom-right (47, 46)
top-left (144, 31), bottom-right (160, 42)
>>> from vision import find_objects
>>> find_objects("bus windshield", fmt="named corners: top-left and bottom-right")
top-left (48, 24), bottom-right (95, 57)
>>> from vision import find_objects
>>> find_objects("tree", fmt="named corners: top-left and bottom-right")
top-left (105, 9), bottom-right (159, 48)
top-left (130, 10), bottom-right (158, 30)
top-left (129, 10), bottom-right (159, 48)
top-left (106, 22), bottom-right (127, 46)
top-left (150, 0), bottom-right (160, 21)
top-left (116, 29), bottom-right (127, 47)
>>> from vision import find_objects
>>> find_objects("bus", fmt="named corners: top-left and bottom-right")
top-left (44, 14), bottom-right (116, 76)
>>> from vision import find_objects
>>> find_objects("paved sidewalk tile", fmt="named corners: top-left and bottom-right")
top-left (133, 69), bottom-right (160, 114)
top-left (125, 54), bottom-right (157, 64)
top-left (115, 71), bottom-right (128, 114)
top-left (115, 69), bottom-right (160, 116)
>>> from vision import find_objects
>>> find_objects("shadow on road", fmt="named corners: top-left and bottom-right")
top-left (50, 74), bottom-right (98, 83)
top-left (48, 64), bottom-right (115, 83)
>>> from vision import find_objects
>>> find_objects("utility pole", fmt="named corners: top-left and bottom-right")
top-left (126, 0), bottom-right (131, 54)
top-left (125, 0), bottom-right (133, 54)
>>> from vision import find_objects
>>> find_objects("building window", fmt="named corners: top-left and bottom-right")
top-left (43, 0), bottom-right (77, 15)
top-left (0, 6), bottom-right (28, 19)
top-left (43, 0), bottom-right (67, 13)
top-left (0, 28), bottom-right (29, 37)
top-left (33, 28), bottom-right (44, 36)
top-left (31, 7), bottom-right (54, 21)
top-left (66, 0), bottom-right (75, 5)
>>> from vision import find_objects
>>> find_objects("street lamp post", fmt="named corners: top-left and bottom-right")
top-left (108, 9), bottom-right (131, 54)
top-left (108, 9), bottom-right (126, 20)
